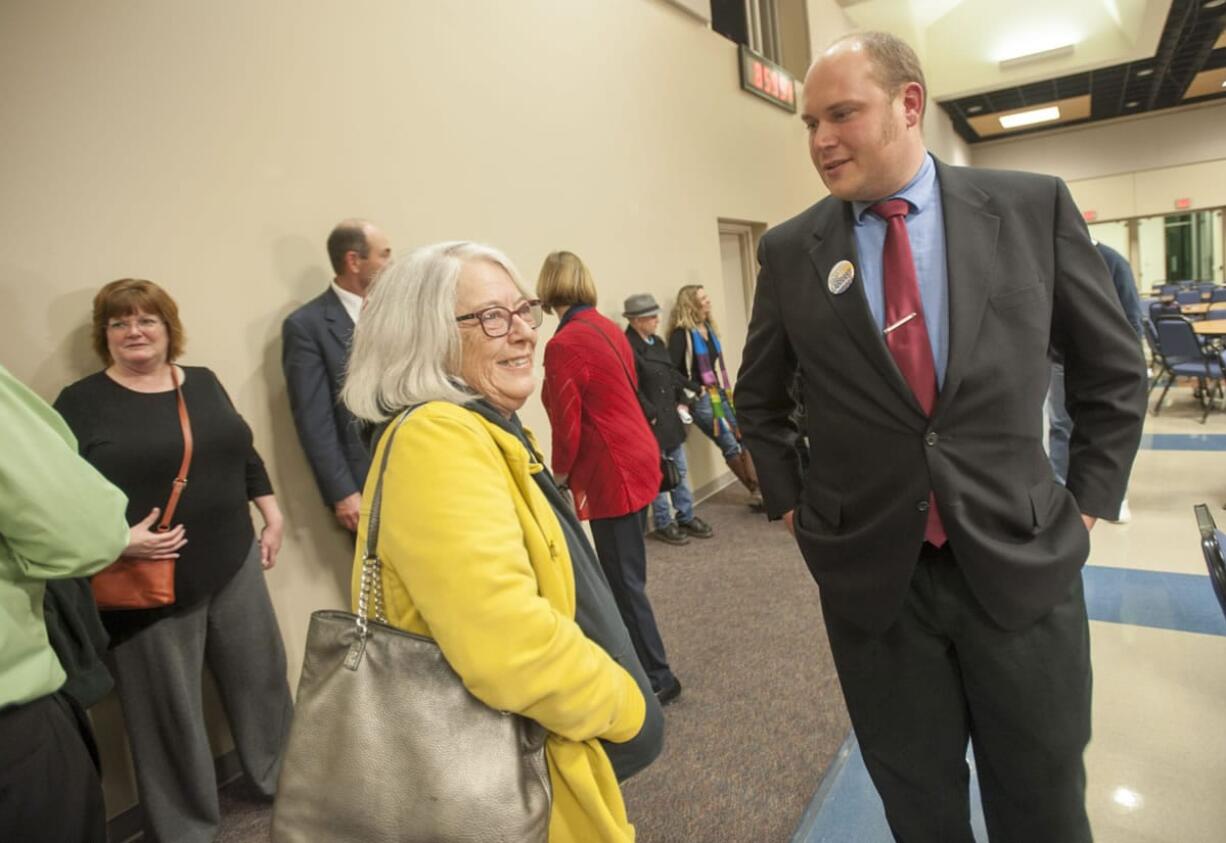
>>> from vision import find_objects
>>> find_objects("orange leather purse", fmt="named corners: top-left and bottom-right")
top-left (91, 367), bottom-right (193, 610)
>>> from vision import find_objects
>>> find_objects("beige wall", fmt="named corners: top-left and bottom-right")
top-left (970, 102), bottom-right (1226, 183)
top-left (0, 0), bottom-right (824, 817)
top-left (969, 103), bottom-right (1226, 221)
top-left (806, 0), bottom-right (855, 50)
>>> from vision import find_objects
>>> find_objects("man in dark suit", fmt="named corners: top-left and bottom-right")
top-left (283, 219), bottom-right (391, 531)
top-left (736, 32), bottom-right (1147, 842)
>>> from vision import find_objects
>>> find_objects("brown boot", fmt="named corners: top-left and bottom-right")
top-left (726, 451), bottom-right (765, 510)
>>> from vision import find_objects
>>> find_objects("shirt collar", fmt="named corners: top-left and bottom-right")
top-left (853, 153), bottom-right (936, 224)
top-left (330, 280), bottom-right (364, 324)
top-left (558, 303), bottom-right (593, 330)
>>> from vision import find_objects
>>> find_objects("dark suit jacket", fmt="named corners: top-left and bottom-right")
top-left (736, 161), bottom-right (1147, 634)
top-left (282, 288), bottom-right (372, 506)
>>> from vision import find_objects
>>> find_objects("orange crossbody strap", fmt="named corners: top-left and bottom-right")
top-left (157, 366), bottom-right (194, 531)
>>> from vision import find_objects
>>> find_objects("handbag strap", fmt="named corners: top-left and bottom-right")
top-left (354, 406), bottom-right (417, 640)
top-left (158, 366), bottom-right (193, 531)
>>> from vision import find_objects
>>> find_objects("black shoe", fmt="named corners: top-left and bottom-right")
top-left (655, 677), bottom-right (682, 706)
top-left (678, 517), bottom-right (713, 539)
top-left (651, 523), bottom-right (690, 545)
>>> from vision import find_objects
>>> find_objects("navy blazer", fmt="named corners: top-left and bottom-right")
top-left (736, 161), bottom-right (1147, 634)
top-left (282, 288), bottom-right (371, 506)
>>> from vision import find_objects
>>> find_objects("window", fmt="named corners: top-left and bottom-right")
top-left (711, 0), bottom-right (808, 78)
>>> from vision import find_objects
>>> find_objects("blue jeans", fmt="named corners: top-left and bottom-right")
top-left (1046, 362), bottom-right (1072, 485)
top-left (690, 390), bottom-right (742, 460)
top-left (651, 443), bottom-right (695, 529)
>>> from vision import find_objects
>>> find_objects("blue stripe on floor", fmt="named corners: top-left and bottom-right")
top-left (792, 567), bottom-right (1226, 842)
top-left (1138, 433), bottom-right (1226, 451)
top-left (1082, 565), bottom-right (1226, 636)
top-left (791, 734), bottom-right (988, 843)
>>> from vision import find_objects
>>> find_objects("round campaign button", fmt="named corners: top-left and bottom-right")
top-left (828, 260), bottom-right (855, 295)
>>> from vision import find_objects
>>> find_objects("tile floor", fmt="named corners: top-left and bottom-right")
top-left (794, 386), bottom-right (1226, 843)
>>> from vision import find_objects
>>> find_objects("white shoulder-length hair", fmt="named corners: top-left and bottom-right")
top-left (342, 240), bottom-right (531, 423)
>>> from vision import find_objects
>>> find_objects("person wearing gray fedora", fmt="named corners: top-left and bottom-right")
top-left (623, 293), bottom-right (713, 546)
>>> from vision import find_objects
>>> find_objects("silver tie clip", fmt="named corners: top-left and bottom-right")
top-left (883, 312), bottom-right (917, 335)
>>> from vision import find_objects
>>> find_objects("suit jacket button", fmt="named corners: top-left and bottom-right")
top-left (925, 431), bottom-right (938, 446)
top-left (917, 500), bottom-right (930, 512)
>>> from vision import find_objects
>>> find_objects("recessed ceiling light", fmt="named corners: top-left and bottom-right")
top-left (966, 105), bottom-right (983, 113)
top-left (1203, 0), bottom-right (1225, 10)
top-left (1135, 68), bottom-right (1154, 77)
top-left (1126, 100), bottom-right (1140, 107)
top-left (999, 106), bottom-right (1061, 129)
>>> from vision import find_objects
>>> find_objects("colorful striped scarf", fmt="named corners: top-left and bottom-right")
top-left (690, 324), bottom-right (741, 441)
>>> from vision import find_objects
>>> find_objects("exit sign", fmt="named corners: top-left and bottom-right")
top-left (1175, 198), bottom-right (1192, 210)
top-left (739, 45), bottom-right (797, 113)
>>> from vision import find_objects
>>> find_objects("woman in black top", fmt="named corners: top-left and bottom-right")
top-left (667, 284), bottom-right (762, 509)
top-left (54, 279), bottom-right (292, 843)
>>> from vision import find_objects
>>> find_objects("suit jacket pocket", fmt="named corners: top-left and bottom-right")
top-left (1028, 479), bottom-right (1058, 533)
top-left (990, 284), bottom-right (1045, 313)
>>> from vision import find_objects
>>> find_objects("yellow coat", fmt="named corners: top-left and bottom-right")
top-left (351, 401), bottom-right (646, 843)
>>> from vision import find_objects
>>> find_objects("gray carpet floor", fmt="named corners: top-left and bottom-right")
top-left (620, 485), bottom-right (849, 842)
top-left (210, 484), bottom-right (850, 842)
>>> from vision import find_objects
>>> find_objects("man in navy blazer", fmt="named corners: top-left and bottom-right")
top-left (736, 33), bottom-right (1146, 842)
top-left (283, 219), bottom-right (391, 531)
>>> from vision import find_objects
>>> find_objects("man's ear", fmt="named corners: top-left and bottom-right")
top-left (901, 81), bottom-right (924, 128)
top-left (343, 249), bottom-right (361, 275)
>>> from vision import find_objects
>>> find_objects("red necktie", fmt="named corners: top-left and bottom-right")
top-left (869, 198), bottom-right (946, 547)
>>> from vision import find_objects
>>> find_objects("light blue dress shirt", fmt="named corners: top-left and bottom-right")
top-left (851, 154), bottom-right (950, 387)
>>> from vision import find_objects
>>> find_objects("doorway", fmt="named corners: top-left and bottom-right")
top-left (717, 221), bottom-right (759, 380)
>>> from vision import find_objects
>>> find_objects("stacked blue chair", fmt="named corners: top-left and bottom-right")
top-left (1153, 316), bottom-right (1223, 422)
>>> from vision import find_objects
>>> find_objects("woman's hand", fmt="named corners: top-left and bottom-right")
top-left (252, 494), bottom-right (284, 569)
top-left (124, 508), bottom-right (187, 558)
top-left (259, 521), bottom-right (283, 570)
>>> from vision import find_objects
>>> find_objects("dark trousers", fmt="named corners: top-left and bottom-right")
top-left (0, 692), bottom-right (106, 843)
top-left (822, 543), bottom-right (1092, 843)
top-left (110, 542), bottom-right (294, 843)
top-left (590, 507), bottom-right (677, 692)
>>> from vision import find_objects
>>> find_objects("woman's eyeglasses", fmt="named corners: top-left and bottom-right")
top-left (106, 316), bottom-right (163, 333)
top-left (455, 300), bottom-right (543, 338)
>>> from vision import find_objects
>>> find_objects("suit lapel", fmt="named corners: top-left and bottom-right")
top-left (807, 199), bottom-right (920, 413)
top-left (932, 162), bottom-right (1000, 418)
top-left (323, 288), bottom-right (355, 349)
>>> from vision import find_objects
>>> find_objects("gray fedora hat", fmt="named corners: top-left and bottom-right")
top-left (622, 293), bottom-right (661, 318)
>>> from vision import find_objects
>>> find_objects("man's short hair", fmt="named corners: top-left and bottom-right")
top-left (833, 31), bottom-right (927, 117)
top-left (326, 219), bottom-right (371, 275)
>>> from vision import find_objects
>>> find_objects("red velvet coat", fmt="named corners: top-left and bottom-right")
top-left (541, 307), bottom-right (661, 521)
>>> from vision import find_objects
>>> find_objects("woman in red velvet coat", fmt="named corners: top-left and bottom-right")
top-left (536, 251), bottom-right (682, 705)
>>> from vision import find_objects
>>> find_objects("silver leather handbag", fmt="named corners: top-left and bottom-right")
top-left (271, 408), bottom-right (552, 843)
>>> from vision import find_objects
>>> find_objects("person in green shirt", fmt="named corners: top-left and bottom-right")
top-left (0, 362), bottom-right (130, 843)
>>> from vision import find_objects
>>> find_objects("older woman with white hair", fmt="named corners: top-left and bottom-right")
top-left (341, 241), bottom-right (662, 843)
